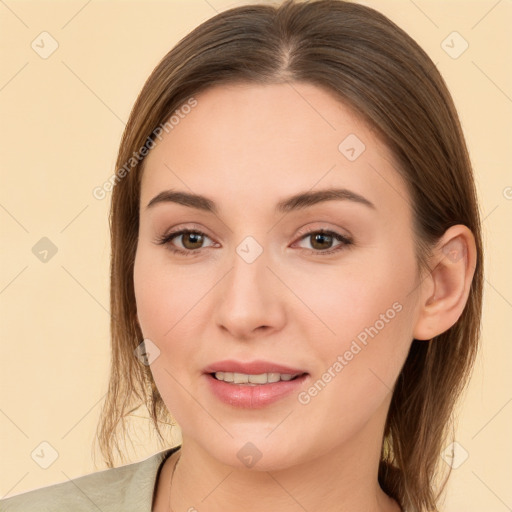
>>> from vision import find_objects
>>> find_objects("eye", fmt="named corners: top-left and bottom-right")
top-left (293, 228), bottom-right (353, 256)
top-left (154, 229), bottom-right (216, 256)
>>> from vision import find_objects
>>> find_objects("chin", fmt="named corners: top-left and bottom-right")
top-left (196, 435), bottom-right (306, 472)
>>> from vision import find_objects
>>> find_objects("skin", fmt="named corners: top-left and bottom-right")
top-left (133, 82), bottom-right (476, 512)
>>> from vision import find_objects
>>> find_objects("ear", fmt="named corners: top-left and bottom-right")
top-left (413, 224), bottom-right (477, 341)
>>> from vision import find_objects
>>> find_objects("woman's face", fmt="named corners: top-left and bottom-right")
top-left (134, 82), bottom-right (424, 470)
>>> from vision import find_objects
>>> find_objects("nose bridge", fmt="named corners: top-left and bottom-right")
top-left (214, 232), bottom-right (285, 337)
top-left (226, 233), bottom-right (271, 302)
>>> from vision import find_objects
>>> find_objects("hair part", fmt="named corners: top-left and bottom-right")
top-left (94, 1), bottom-right (483, 510)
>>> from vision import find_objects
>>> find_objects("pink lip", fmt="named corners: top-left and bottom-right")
top-left (204, 373), bottom-right (309, 409)
top-left (202, 359), bottom-right (309, 409)
top-left (203, 359), bottom-right (306, 375)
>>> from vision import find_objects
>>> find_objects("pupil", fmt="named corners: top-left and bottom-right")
top-left (312, 233), bottom-right (332, 250)
top-left (184, 233), bottom-right (203, 249)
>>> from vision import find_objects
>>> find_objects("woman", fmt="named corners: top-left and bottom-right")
top-left (1, 0), bottom-right (482, 511)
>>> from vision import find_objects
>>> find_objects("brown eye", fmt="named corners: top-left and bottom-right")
top-left (294, 228), bottom-right (353, 256)
top-left (180, 232), bottom-right (205, 250)
top-left (309, 232), bottom-right (335, 250)
top-left (155, 229), bottom-right (215, 255)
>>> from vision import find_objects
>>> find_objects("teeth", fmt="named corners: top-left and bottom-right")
top-left (234, 372), bottom-right (248, 384)
top-left (214, 371), bottom-right (300, 384)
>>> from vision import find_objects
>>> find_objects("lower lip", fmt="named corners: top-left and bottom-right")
top-left (205, 373), bottom-right (309, 408)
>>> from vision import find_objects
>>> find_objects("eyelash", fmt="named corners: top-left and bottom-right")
top-left (154, 227), bottom-right (353, 257)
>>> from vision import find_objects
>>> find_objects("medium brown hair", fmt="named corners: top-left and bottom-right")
top-left (95, 1), bottom-right (483, 510)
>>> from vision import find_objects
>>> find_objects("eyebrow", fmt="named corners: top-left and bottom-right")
top-left (145, 187), bottom-right (376, 214)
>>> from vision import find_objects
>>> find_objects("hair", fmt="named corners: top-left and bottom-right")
top-left (94, 1), bottom-right (483, 510)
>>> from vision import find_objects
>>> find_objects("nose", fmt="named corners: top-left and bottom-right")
top-left (213, 240), bottom-right (287, 341)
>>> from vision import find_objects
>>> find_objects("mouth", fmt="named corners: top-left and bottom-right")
top-left (204, 370), bottom-right (309, 408)
top-left (209, 371), bottom-right (307, 385)
top-left (202, 359), bottom-right (309, 407)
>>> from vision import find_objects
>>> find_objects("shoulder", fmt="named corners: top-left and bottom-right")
top-left (0, 447), bottom-right (179, 512)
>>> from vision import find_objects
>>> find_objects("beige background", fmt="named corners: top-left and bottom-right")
top-left (0, 0), bottom-right (511, 509)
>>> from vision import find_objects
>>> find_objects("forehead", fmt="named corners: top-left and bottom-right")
top-left (139, 82), bottom-right (410, 218)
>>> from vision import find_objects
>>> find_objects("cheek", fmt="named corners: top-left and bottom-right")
top-left (133, 244), bottom-right (204, 340)
top-left (295, 291), bottom-right (415, 452)
top-left (295, 247), bottom-right (416, 354)
top-left (133, 243), bottom-right (217, 407)
top-left (294, 243), bottom-right (417, 397)
top-left (134, 246), bottom-right (206, 425)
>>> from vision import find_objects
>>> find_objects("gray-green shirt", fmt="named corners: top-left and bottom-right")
top-left (0, 446), bottom-right (179, 511)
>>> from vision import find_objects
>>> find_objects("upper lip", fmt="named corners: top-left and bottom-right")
top-left (203, 359), bottom-right (307, 375)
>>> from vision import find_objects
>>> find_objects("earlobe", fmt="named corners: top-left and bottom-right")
top-left (413, 225), bottom-right (477, 341)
